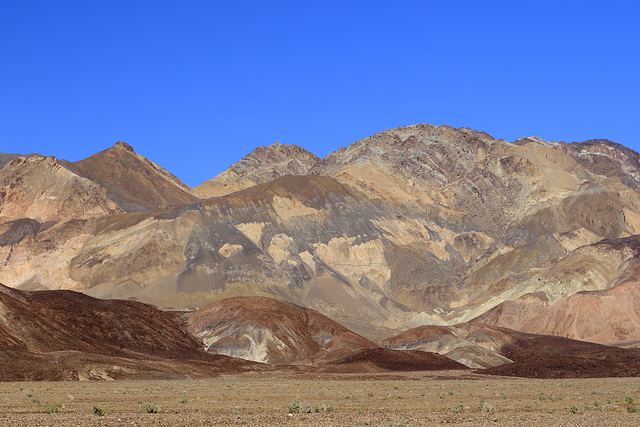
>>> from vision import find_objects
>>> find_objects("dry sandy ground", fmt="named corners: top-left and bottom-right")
top-left (1, 371), bottom-right (640, 426)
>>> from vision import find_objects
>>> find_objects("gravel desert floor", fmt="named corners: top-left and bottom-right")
top-left (1, 371), bottom-right (640, 426)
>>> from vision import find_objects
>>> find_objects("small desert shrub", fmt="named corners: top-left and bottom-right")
top-left (44, 403), bottom-right (61, 414)
top-left (451, 404), bottom-right (469, 414)
top-left (92, 406), bottom-right (106, 416)
top-left (569, 406), bottom-right (583, 414)
top-left (287, 400), bottom-right (312, 413)
top-left (140, 402), bottom-right (159, 414)
top-left (388, 416), bottom-right (408, 427)
top-left (477, 400), bottom-right (495, 414)
top-left (626, 396), bottom-right (635, 404)
top-left (315, 403), bottom-right (333, 413)
top-left (32, 398), bottom-right (40, 403)
top-left (628, 406), bottom-right (640, 413)
top-left (179, 397), bottom-right (188, 404)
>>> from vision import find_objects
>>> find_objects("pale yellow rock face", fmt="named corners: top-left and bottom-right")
top-left (234, 222), bottom-right (265, 248)
top-left (0, 228), bottom-right (89, 290)
top-left (312, 237), bottom-right (391, 288)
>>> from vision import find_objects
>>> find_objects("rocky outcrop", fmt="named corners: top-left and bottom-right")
top-left (195, 142), bottom-right (320, 198)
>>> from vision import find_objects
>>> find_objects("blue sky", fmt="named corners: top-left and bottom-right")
top-left (1, 1), bottom-right (639, 187)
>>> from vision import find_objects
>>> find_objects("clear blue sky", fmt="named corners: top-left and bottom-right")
top-left (1, 1), bottom-right (639, 187)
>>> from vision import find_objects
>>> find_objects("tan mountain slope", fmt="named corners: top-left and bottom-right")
top-left (70, 174), bottom-right (420, 335)
top-left (0, 283), bottom-right (257, 381)
top-left (0, 155), bottom-right (122, 223)
top-left (5, 124), bottom-right (640, 345)
top-left (72, 141), bottom-right (199, 212)
top-left (195, 142), bottom-right (319, 198)
top-left (0, 155), bottom-right (123, 290)
top-left (308, 124), bottom-right (640, 331)
top-left (187, 296), bottom-right (377, 365)
top-left (473, 236), bottom-right (640, 343)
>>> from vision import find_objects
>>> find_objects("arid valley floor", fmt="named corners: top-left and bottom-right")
top-left (1, 373), bottom-right (640, 426)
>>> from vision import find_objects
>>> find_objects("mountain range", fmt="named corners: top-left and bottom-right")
top-left (3, 123), bottom-right (640, 378)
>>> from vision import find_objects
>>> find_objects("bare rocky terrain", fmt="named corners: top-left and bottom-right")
top-left (3, 123), bottom-right (640, 399)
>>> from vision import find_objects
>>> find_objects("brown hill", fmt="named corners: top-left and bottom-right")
top-left (0, 283), bottom-right (257, 381)
top-left (195, 142), bottom-right (320, 198)
top-left (72, 141), bottom-right (199, 212)
top-left (382, 322), bottom-right (640, 378)
top-left (322, 347), bottom-right (468, 373)
top-left (476, 323), bottom-right (640, 379)
top-left (187, 296), bottom-right (378, 365)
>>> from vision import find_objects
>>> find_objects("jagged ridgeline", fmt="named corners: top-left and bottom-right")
top-left (3, 124), bottom-right (640, 344)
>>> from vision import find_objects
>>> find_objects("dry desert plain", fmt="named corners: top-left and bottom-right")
top-left (1, 371), bottom-right (640, 426)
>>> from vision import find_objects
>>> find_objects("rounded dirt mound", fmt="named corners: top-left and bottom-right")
top-left (324, 348), bottom-right (468, 373)
top-left (188, 296), bottom-right (377, 365)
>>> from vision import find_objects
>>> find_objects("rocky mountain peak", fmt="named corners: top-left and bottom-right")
top-left (71, 142), bottom-right (199, 212)
top-left (195, 142), bottom-right (320, 198)
top-left (113, 141), bottom-right (135, 152)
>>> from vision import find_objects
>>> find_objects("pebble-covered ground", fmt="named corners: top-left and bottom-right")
top-left (1, 371), bottom-right (639, 426)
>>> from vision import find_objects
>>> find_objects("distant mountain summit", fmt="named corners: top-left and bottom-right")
top-left (195, 142), bottom-right (319, 198)
top-left (72, 141), bottom-right (199, 212)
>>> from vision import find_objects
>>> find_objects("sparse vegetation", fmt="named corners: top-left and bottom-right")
top-left (287, 399), bottom-right (333, 414)
top-left (287, 399), bottom-right (312, 413)
top-left (44, 403), bottom-right (61, 414)
top-left (477, 400), bottom-right (495, 414)
top-left (1, 376), bottom-right (640, 424)
top-left (92, 405), bottom-right (106, 416)
top-left (179, 397), bottom-right (188, 404)
top-left (388, 416), bottom-right (408, 426)
top-left (451, 404), bottom-right (469, 413)
top-left (569, 406), bottom-right (583, 414)
top-left (140, 402), bottom-right (159, 414)
top-left (315, 403), bottom-right (334, 413)
top-left (626, 396), bottom-right (635, 404)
